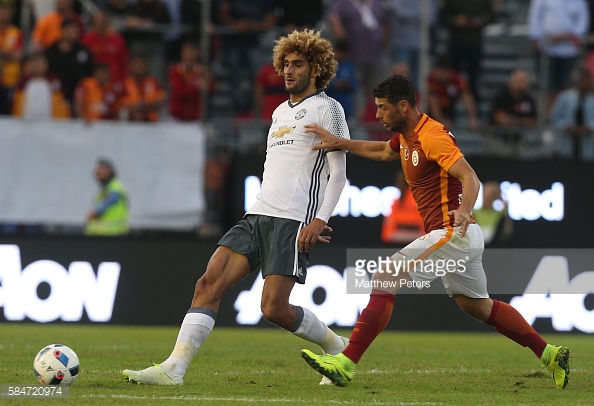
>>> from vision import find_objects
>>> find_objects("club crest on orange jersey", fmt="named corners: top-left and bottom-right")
top-left (271, 125), bottom-right (295, 138)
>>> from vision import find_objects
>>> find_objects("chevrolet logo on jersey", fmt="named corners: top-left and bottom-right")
top-left (271, 126), bottom-right (295, 138)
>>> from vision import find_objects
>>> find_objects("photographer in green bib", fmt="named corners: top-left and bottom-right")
top-left (85, 158), bottom-right (129, 236)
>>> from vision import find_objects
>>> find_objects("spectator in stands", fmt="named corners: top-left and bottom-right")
top-left (550, 68), bottom-right (594, 161)
top-left (12, 52), bottom-right (71, 119)
top-left (381, 170), bottom-right (425, 245)
top-left (31, 0), bottom-right (84, 51)
top-left (168, 41), bottom-right (214, 121)
top-left (45, 19), bottom-right (94, 114)
top-left (218, 0), bottom-right (276, 115)
top-left (387, 0), bottom-right (437, 89)
top-left (324, 40), bottom-right (357, 121)
top-left (487, 69), bottom-right (537, 150)
top-left (124, 0), bottom-right (171, 80)
top-left (441, 0), bottom-right (495, 102)
top-left (0, 0), bottom-right (23, 115)
top-left (275, 0), bottom-right (324, 32)
top-left (327, 0), bottom-right (389, 118)
top-left (427, 54), bottom-right (480, 130)
top-left (254, 63), bottom-right (285, 122)
top-left (160, 0), bottom-right (184, 63)
top-left (528, 0), bottom-right (590, 110)
top-left (473, 181), bottom-right (513, 247)
top-left (179, 0), bottom-right (219, 44)
top-left (119, 54), bottom-right (166, 122)
top-left (74, 63), bottom-right (123, 123)
top-left (490, 69), bottom-right (537, 128)
top-left (82, 10), bottom-right (129, 87)
top-left (85, 158), bottom-right (130, 236)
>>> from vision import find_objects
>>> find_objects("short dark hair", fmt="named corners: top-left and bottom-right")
top-left (372, 75), bottom-right (417, 107)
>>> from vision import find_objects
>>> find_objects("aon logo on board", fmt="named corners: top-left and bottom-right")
top-left (0, 244), bottom-right (120, 323)
top-left (510, 256), bottom-right (594, 333)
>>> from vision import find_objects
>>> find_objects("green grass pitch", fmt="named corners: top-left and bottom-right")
top-left (0, 324), bottom-right (592, 405)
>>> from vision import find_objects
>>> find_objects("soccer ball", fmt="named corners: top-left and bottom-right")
top-left (33, 344), bottom-right (80, 386)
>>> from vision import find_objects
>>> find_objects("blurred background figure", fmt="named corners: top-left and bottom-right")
top-left (486, 69), bottom-right (537, 153)
top-left (490, 69), bottom-right (537, 128)
top-left (387, 0), bottom-right (437, 89)
top-left (168, 41), bottom-right (215, 121)
top-left (427, 54), bottom-right (480, 130)
top-left (201, 145), bottom-right (230, 237)
top-left (85, 158), bottom-right (130, 236)
top-left (74, 62), bottom-right (123, 123)
top-left (217, 0), bottom-right (276, 116)
top-left (473, 181), bottom-right (513, 247)
top-left (119, 54), bottom-right (166, 121)
top-left (31, 0), bottom-right (84, 51)
top-left (528, 0), bottom-right (590, 111)
top-left (324, 39), bottom-right (358, 121)
top-left (45, 18), bottom-right (94, 115)
top-left (12, 52), bottom-right (70, 119)
top-left (0, 0), bottom-right (23, 115)
top-left (441, 0), bottom-right (494, 103)
top-left (550, 68), bottom-right (594, 161)
top-left (82, 10), bottom-right (129, 87)
top-left (124, 0), bottom-right (171, 80)
top-left (327, 0), bottom-right (389, 119)
top-left (253, 62), bottom-right (285, 123)
top-left (381, 170), bottom-right (425, 245)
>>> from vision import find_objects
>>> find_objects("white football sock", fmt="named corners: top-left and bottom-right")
top-left (160, 309), bottom-right (216, 376)
top-left (291, 307), bottom-right (345, 354)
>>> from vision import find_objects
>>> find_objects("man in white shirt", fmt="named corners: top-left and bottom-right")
top-left (122, 29), bottom-right (350, 386)
top-left (528, 0), bottom-right (590, 105)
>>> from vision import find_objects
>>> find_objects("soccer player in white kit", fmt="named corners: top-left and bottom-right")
top-left (122, 29), bottom-right (350, 385)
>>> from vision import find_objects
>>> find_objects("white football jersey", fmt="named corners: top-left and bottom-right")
top-left (247, 90), bottom-right (350, 223)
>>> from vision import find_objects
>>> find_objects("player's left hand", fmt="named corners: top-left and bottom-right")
top-left (447, 209), bottom-right (471, 237)
top-left (298, 218), bottom-right (332, 252)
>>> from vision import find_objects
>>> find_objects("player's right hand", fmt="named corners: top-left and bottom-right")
top-left (305, 124), bottom-right (340, 151)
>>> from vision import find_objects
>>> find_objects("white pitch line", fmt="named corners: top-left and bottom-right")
top-left (79, 394), bottom-right (443, 405)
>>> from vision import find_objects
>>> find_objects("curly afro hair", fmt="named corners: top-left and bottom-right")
top-left (272, 29), bottom-right (338, 90)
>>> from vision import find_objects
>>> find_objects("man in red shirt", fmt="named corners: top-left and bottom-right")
top-left (82, 10), bottom-right (129, 86)
top-left (300, 75), bottom-right (570, 390)
top-left (254, 63), bottom-right (286, 122)
top-left (168, 42), bottom-right (214, 121)
top-left (427, 54), bottom-right (480, 130)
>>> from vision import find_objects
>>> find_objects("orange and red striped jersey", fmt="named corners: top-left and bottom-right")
top-left (389, 114), bottom-right (464, 232)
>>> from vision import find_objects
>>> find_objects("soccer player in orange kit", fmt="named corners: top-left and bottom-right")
top-left (300, 74), bottom-right (570, 390)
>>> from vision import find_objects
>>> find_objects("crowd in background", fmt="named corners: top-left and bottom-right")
top-left (1, 0), bottom-right (594, 237)
top-left (0, 1), bottom-right (593, 144)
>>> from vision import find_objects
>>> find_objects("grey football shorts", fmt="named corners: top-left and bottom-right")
top-left (217, 214), bottom-right (309, 284)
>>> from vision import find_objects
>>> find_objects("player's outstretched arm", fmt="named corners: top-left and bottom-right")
top-left (305, 124), bottom-right (399, 161)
